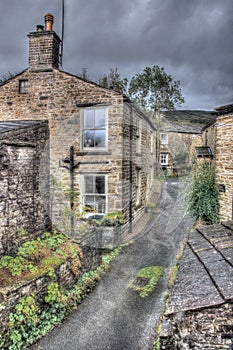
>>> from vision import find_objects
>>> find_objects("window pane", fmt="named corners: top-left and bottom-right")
top-left (85, 176), bottom-right (94, 193)
top-left (84, 110), bottom-right (95, 128)
top-left (95, 176), bottom-right (105, 194)
top-left (84, 130), bottom-right (95, 147)
top-left (95, 109), bottom-right (106, 128)
top-left (19, 80), bottom-right (28, 94)
top-left (84, 195), bottom-right (95, 210)
top-left (95, 130), bottom-right (106, 148)
top-left (95, 195), bottom-right (106, 213)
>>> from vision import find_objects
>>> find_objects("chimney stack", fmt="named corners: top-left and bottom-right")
top-left (45, 13), bottom-right (54, 31)
top-left (28, 14), bottom-right (61, 70)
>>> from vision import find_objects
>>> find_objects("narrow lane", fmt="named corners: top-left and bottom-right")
top-left (31, 179), bottom-right (193, 350)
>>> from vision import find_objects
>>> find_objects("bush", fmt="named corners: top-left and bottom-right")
top-left (186, 161), bottom-right (219, 224)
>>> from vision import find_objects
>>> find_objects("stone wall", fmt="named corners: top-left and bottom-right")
top-left (214, 114), bottom-right (233, 220)
top-left (161, 303), bottom-right (233, 349)
top-left (0, 245), bottom-right (102, 334)
top-left (0, 121), bottom-right (50, 255)
top-left (122, 103), bottom-right (155, 225)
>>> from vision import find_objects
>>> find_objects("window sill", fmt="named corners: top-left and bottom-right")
top-left (76, 150), bottom-right (112, 156)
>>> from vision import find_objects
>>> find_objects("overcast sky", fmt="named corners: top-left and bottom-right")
top-left (0, 0), bottom-right (232, 110)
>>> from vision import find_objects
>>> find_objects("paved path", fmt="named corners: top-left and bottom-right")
top-left (31, 179), bottom-right (193, 350)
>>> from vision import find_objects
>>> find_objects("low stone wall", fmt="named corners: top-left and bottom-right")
top-left (0, 244), bottom-right (103, 334)
top-left (160, 303), bottom-right (233, 349)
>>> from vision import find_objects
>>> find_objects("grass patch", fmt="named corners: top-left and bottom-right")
top-left (128, 266), bottom-right (163, 298)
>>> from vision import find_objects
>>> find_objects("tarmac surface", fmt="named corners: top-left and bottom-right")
top-left (30, 179), bottom-right (193, 350)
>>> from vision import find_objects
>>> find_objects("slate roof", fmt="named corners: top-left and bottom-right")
top-left (0, 120), bottom-right (44, 135)
top-left (161, 110), bottom-right (217, 134)
top-left (215, 103), bottom-right (233, 115)
top-left (195, 146), bottom-right (213, 158)
top-left (166, 221), bottom-right (233, 314)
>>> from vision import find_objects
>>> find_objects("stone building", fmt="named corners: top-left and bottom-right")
top-left (201, 103), bottom-right (233, 221)
top-left (160, 222), bottom-right (233, 349)
top-left (159, 110), bottom-right (216, 176)
top-left (0, 120), bottom-right (50, 255)
top-left (0, 14), bottom-right (156, 245)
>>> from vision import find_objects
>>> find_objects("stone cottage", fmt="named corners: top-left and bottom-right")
top-left (201, 103), bottom-right (233, 221)
top-left (0, 120), bottom-right (50, 255)
top-left (0, 14), bottom-right (156, 245)
top-left (159, 110), bottom-right (216, 176)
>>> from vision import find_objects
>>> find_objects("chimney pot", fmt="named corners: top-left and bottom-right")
top-left (36, 24), bottom-right (44, 32)
top-left (45, 13), bottom-right (54, 31)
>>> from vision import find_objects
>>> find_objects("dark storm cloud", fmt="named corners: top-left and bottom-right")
top-left (0, 0), bottom-right (232, 109)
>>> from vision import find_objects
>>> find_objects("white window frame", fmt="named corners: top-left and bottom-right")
top-left (150, 133), bottom-right (153, 153)
top-left (81, 107), bottom-right (108, 151)
top-left (81, 174), bottom-right (108, 215)
top-left (160, 153), bottom-right (169, 165)
top-left (136, 118), bottom-right (141, 154)
top-left (160, 132), bottom-right (168, 145)
top-left (136, 169), bottom-right (141, 206)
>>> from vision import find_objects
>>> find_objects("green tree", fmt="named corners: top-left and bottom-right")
top-left (129, 65), bottom-right (185, 174)
top-left (186, 161), bottom-right (219, 225)
top-left (78, 67), bottom-right (89, 81)
top-left (128, 65), bottom-right (184, 113)
top-left (98, 67), bottom-right (128, 94)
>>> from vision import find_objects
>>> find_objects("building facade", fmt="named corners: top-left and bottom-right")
top-left (0, 121), bottom-right (49, 255)
top-left (0, 14), bottom-right (156, 244)
top-left (159, 111), bottom-right (216, 176)
top-left (203, 104), bottom-right (233, 221)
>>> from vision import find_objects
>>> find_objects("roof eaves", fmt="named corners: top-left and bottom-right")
top-left (0, 68), bottom-right (29, 87)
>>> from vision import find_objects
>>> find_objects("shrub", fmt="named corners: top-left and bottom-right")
top-left (186, 161), bottom-right (219, 224)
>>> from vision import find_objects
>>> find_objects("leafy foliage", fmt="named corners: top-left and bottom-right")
top-left (0, 231), bottom-right (80, 284)
top-left (98, 67), bottom-right (128, 94)
top-left (186, 161), bottom-right (219, 224)
top-left (0, 256), bottom-right (36, 276)
top-left (0, 246), bottom-right (123, 350)
top-left (129, 65), bottom-right (185, 113)
top-left (100, 211), bottom-right (124, 226)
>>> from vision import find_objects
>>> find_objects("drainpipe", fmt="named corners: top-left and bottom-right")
top-left (232, 191), bottom-right (233, 220)
top-left (61, 148), bottom-right (110, 235)
top-left (205, 130), bottom-right (208, 146)
top-left (129, 103), bottom-right (133, 232)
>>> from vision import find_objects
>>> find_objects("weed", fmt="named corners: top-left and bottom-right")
top-left (128, 266), bottom-right (163, 298)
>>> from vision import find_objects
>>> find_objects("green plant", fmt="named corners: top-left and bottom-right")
top-left (2, 295), bottom-right (40, 350)
top-left (0, 256), bottom-right (37, 276)
top-left (185, 161), bottom-right (219, 224)
top-left (41, 231), bottom-right (66, 250)
top-left (128, 266), bottom-right (163, 298)
top-left (100, 211), bottom-right (124, 226)
top-left (44, 283), bottom-right (65, 304)
top-left (0, 245), bottom-right (123, 350)
top-left (18, 240), bottom-right (43, 260)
